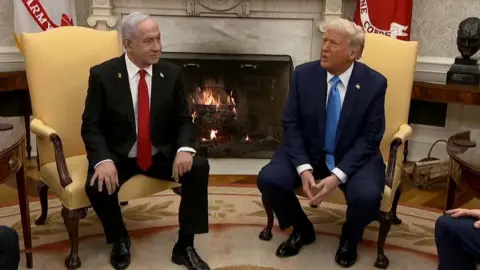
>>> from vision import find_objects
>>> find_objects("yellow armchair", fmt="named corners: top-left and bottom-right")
top-left (258, 33), bottom-right (418, 269)
top-left (22, 26), bottom-right (180, 269)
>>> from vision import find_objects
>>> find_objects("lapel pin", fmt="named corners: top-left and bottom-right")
top-left (118, 73), bottom-right (122, 79)
top-left (160, 72), bottom-right (164, 78)
top-left (355, 83), bottom-right (360, 89)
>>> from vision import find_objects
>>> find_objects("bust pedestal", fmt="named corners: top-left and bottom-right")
top-left (447, 57), bottom-right (480, 86)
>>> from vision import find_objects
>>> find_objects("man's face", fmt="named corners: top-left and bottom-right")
top-left (124, 19), bottom-right (162, 67)
top-left (320, 29), bottom-right (355, 73)
top-left (457, 19), bottom-right (480, 58)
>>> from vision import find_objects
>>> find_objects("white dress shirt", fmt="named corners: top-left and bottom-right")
top-left (94, 54), bottom-right (195, 168)
top-left (296, 63), bottom-right (354, 183)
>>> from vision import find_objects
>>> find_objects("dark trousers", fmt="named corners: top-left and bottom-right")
top-left (257, 157), bottom-right (383, 245)
top-left (85, 154), bottom-right (210, 243)
top-left (0, 226), bottom-right (20, 270)
top-left (435, 214), bottom-right (480, 270)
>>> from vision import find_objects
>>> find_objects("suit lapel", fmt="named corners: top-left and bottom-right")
top-left (114, 56), bottom-right (136, 131)
top-left (314, 65), bottom-right (328, 145)
top-left (150, 62), bottom-right (165, 128)
top-left (335, 62), bottom-right (362, 147)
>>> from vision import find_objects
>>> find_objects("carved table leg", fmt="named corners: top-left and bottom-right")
top-left (24, 114), bottom-right (31, 160)
top-left (16, 164), bottom-right (33, 268)
top-left (62, 207), bottom-right (87, 270)
top-left (444, 176), bottom-right (457, 212)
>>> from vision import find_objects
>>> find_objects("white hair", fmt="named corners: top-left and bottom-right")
top-left (121, 12), bottom-right (151, 40)
top-left (324, 18), bottom-right (365, 58)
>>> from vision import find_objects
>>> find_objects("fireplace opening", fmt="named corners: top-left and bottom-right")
top-left (161, 52), bottom-right (293, 158)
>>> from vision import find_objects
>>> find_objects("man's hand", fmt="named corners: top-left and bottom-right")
top-left (446, 208), bottom-right (480, 228)
top-left (90, 161), bottom-right (118, 195)
top-left (310, 174), bottom-right (341, 205)
top-left (300, 170), bottom-right (316, 201)
top-left (173, 151), bottom-right (193, 182)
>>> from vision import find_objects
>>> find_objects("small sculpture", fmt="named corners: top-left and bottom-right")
top-left (446, 17), bottom-right (480, 85)
top-left (457, 17), bottom-right (480, 59)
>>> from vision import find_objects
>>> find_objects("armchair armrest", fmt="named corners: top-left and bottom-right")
top-left (392, 124), bottom-right (412, 143)
top-left (385, 124), bottom-right (412, 188)
top-left (30, 118), bottom-right (72, 189)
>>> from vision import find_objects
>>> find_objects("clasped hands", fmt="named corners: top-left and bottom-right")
top-left (301, 170), bottom-right (341, 205)
top-left (89, 152), bottom-right (193, 195)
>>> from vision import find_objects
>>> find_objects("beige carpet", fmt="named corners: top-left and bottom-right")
top-left (0, 186), bottom-right (439, 269)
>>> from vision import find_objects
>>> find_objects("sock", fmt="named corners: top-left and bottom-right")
top-left (176, 231), bottom-right (194, 249)
top-left (293, 215), bottom-right (312, 233)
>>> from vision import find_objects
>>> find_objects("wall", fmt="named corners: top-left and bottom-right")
top-left (0, 0), bottom-right (480, 162)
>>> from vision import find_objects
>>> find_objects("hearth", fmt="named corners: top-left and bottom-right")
top-left (161, 53), bottom-right (293, 158)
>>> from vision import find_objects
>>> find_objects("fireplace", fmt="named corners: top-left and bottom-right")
top-left (161, 53), bottom-right (293, 158)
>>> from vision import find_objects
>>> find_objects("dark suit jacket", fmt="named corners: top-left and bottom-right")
top-left (272, 60), bottom-right (387, 179)
top-left (81, 54), bottom-right (195, 170)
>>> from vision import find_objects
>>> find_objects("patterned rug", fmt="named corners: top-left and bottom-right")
top-left (0, 187), bottom-right (440, 269)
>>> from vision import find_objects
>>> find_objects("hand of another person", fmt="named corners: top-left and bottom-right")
top-left (90, 161), bottom-right (119, 195)
top-left (173, 151), bottom-right (193, 182)
top-left (300, 170), bottom-right (316, 202)
top-left (310, 174), bottom-right (341, 205)
top-left (446, 208), bottom-right (480, 228)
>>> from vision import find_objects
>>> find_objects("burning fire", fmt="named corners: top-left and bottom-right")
top-left (201, 129), bottom-right (218, 141)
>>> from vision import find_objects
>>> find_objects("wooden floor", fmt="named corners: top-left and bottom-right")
top-left (1, 159), bottom-right (479, 211)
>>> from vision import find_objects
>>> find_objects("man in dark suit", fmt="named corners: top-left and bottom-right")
top-left (0, 226), bottom-right (20, 270)
top-left (81, 12), bottom-right (210, 270)
top-left (257, 18), bottom-right (387, 268)
top-left (435, 208), bottom-right (480, 270)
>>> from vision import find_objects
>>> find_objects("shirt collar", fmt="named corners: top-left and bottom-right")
top-left (125, 53), bottom-right (153, 79)
top-left (326, 62), bottom-right (354, 87)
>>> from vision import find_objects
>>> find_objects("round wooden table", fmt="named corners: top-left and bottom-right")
top-left (0, 118), bottom-right (32, 268)
top-left (445, 130), bottom-right (480, 212)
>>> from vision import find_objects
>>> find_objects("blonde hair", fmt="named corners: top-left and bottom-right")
top-left (324, 18), bottom-right (365, 59)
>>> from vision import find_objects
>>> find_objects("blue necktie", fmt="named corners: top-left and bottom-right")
top-left (325, 76), bottom-right (342, 171)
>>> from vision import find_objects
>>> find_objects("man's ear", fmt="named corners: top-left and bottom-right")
top-left (123, 39), bottom-right (132, 52)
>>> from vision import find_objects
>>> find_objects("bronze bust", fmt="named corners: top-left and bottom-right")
top-left (457, 17), bottom-right (480, 59)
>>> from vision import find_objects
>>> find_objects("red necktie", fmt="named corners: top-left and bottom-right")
top-left (137, 69), bottom-right (152, 171)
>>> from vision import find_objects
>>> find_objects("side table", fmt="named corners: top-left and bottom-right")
top-left (445, 130), bottom-right (480, 212)
top-left (0, 118), bottom-right (33, 268)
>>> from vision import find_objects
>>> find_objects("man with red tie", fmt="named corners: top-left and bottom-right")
top-left (81, 12), bottom-right (210, 270)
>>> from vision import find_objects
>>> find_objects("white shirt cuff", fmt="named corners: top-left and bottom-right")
top-left (296, 164), bottom-right (313, 175)
top-left (332, 167), bottom-right (348, 183)
top-left (178, 147), bottom-right (196, 156)
top-left (94, 159), bottom-right (113, 169)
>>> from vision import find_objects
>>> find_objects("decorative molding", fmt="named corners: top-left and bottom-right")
top-left (87, 0), bottom-right (117, 30)
top-left (317, 0), bottom-right (343, 33)
top-left (186, 0), bottom-right (251, 17)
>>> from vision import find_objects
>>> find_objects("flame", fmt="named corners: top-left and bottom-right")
top-left (210, 130), bottom-right (218, 139)
top-left (191, 111), bottom-right (198, 123)
top-left (245, 135), bottom-right (249, 141)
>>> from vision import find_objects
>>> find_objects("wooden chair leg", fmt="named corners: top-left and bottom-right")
top-left (34, 182), bottom-right (49, 225)
top-left (375, 211), bottom-right (392, 269)
top-left (258, 194), bottom-right (274, 241)
top-left (61, 207), bottom-right (87, 270)
top-left (392, 185), bottom-right (402, 225)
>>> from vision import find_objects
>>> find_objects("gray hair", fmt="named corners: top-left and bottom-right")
top-left (324, 18), bottom-right (365, 58)
top-left (121, 12), bottom-right (151, 40)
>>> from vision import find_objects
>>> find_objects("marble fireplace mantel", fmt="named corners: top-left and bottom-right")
top-left (86, 0), bottom-right (344, 175)
top-left (87, 0), bottom-right (343, 33)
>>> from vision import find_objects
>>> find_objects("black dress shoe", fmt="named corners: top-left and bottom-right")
top-left (335, 238), bottom-right (357, 268)
top-left (276, 225), bottom-right (316, 257)
top-left (171, 245), bottom-right (210, 270)
top-left (110, 237), bottom-right (131, 270)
